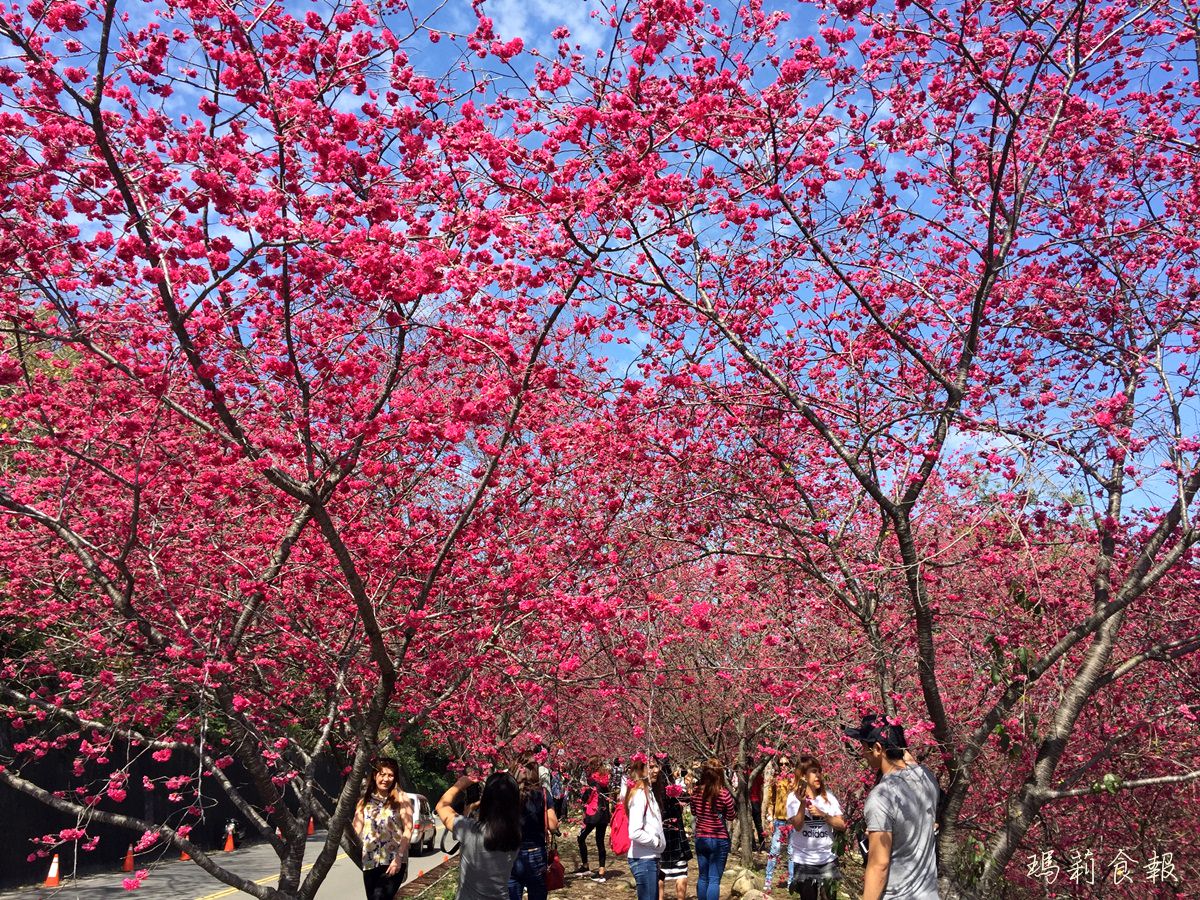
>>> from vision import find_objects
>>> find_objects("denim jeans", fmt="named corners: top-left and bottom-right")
top-left (628, 856), bottom-right (660, 900)
top-left (694, 836), bottom-right (731, 900)
top-left (763, 820), bottom-right (792, 892)
top-left (508, 846), bottom-right (548, 900)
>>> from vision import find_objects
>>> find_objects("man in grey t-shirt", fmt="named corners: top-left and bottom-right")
top-left (844, 715), bottom-right (939, 900)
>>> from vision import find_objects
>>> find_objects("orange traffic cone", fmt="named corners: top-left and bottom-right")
top-left (180, 848), bottom-right (190, 861)
top-left (223, 831), bottom-right (235, 852)
top-left (122, 844), bottom-right (135, 872)
top-left (44, 854), bottom-right (61, 888)
top-left (307, 817), bottom-right (315, 836)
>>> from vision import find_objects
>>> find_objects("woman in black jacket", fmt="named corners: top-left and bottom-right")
top-left (574, 757), bottom-right (612, 882)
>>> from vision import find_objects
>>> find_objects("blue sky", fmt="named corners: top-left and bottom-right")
top-left (18, 0), bottom-right (1197, 521)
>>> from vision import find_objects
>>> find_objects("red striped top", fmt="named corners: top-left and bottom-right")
top-left (690, 786), bottom-right (735, 838)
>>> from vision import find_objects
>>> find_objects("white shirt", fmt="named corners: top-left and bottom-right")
top-left (626, 787), bottom-right (666, 859)
top-left (786, 790), bottom-right (842, 866)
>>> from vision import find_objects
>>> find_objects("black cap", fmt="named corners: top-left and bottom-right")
top-left (843, 714), bottom-right (907, 749)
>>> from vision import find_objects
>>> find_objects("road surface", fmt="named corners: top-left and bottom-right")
top-left (0, 828), bottom-right (453, 900)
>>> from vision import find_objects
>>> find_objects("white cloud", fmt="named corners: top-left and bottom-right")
top-left (487, 0), bottom-right (606, 53)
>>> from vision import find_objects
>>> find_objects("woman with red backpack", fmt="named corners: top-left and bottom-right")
top-left (624, 755), bottom-right (666, 900)
top-left (574, 757), bottom-right (612, 882)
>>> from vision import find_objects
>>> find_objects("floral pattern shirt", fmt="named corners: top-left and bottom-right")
top-left (360, 795), bottom-right (408, 870)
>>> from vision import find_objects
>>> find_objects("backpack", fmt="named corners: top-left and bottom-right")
top-left (609, 800), bottom-right (631, 854)
top-left (550, 771), bottom-right (564, 800)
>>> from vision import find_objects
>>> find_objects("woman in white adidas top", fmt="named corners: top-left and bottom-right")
top-left (785, 759), bottom-right (847, 900)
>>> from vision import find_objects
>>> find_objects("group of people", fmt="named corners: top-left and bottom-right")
top-left (613, 755), bottom-right (736, 900)
top-left (350, 712), bottom-right (939, 900)
top-left (348, 756), bottom-right (558, 900)
top-left (757, 716), bottom-right (939, 900)
top-left (433, 760), bottom-right (561, 900)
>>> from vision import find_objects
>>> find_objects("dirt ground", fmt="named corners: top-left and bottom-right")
top-left (409, 825), bottom-right (864, 900)
top-left (550, 825), bottom-right (864, 900)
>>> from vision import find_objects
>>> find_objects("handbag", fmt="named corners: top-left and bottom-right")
top-left (544, 790), bottom-right (565, 891)
top-left (545, 844), bottom-right (565, 891)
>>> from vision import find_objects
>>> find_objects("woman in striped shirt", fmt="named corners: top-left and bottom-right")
top-left (690, 760), bottom-right (735, 900)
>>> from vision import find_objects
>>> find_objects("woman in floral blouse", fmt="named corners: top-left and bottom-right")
top-left (353, 758), bottom-right (414, 900)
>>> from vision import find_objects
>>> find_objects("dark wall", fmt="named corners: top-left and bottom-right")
top-left (0, 723), bottom-right (288, 888)
top-left (0, 720), bottom-right (448, 888)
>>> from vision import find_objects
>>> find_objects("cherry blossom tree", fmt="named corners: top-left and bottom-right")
top-left (0, 0), bottom-right (628, 895)
top-left (482, 0), bottom-right (1200, 890)
top-left (3, 0), bottom-right (1200, 895)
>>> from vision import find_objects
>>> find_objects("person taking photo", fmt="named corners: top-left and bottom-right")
top-left (436, 773), bottom-right (523, 900)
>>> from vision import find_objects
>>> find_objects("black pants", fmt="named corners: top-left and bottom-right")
top-left (577, 817), bottom-right (608, 869)
top-left (749, 801), bottom-right (764, 845)
top-left (363, 863), bottom-right (406, 900)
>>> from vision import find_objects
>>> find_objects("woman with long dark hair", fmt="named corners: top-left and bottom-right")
top-left (652, 755), bottom-right (690, 900)
top-left (624, 756), bottom-right (666, 900)
top-left (575, 757), bottom-right (612, 881)
top-left (353, 758), bottom-right (414, 900)
top-left (436, 773), bottom-right (522, 900)
top-left (691, 759), bottom-right (735, 900)
top-left (508, 760), bottom-right (560, 900)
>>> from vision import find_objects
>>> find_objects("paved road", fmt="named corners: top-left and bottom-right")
top-left (0, 829), bottom-right (454, 900)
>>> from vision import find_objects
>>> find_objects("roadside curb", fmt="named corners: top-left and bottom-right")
top-left (400, 854), bottom-right (459, 900)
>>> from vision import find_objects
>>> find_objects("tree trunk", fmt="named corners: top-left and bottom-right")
top-left (975, 611), bottom-right (1126, 894)
top-left (735, 715), bottom-right (754, 866)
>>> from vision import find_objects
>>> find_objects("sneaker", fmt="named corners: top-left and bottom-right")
top-left (571, 866), bottom-right (591, 876)
top-left (591, 875), bottom-right (608, 883)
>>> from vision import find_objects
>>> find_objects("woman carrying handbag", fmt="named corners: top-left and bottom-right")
top-left (543, 793), bottom-right (565, 892)
top-left (508, 760), bottom-right (561, 900)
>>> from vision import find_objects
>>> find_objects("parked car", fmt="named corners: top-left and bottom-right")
top-left (408, 793), bottom-right (438, 855)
